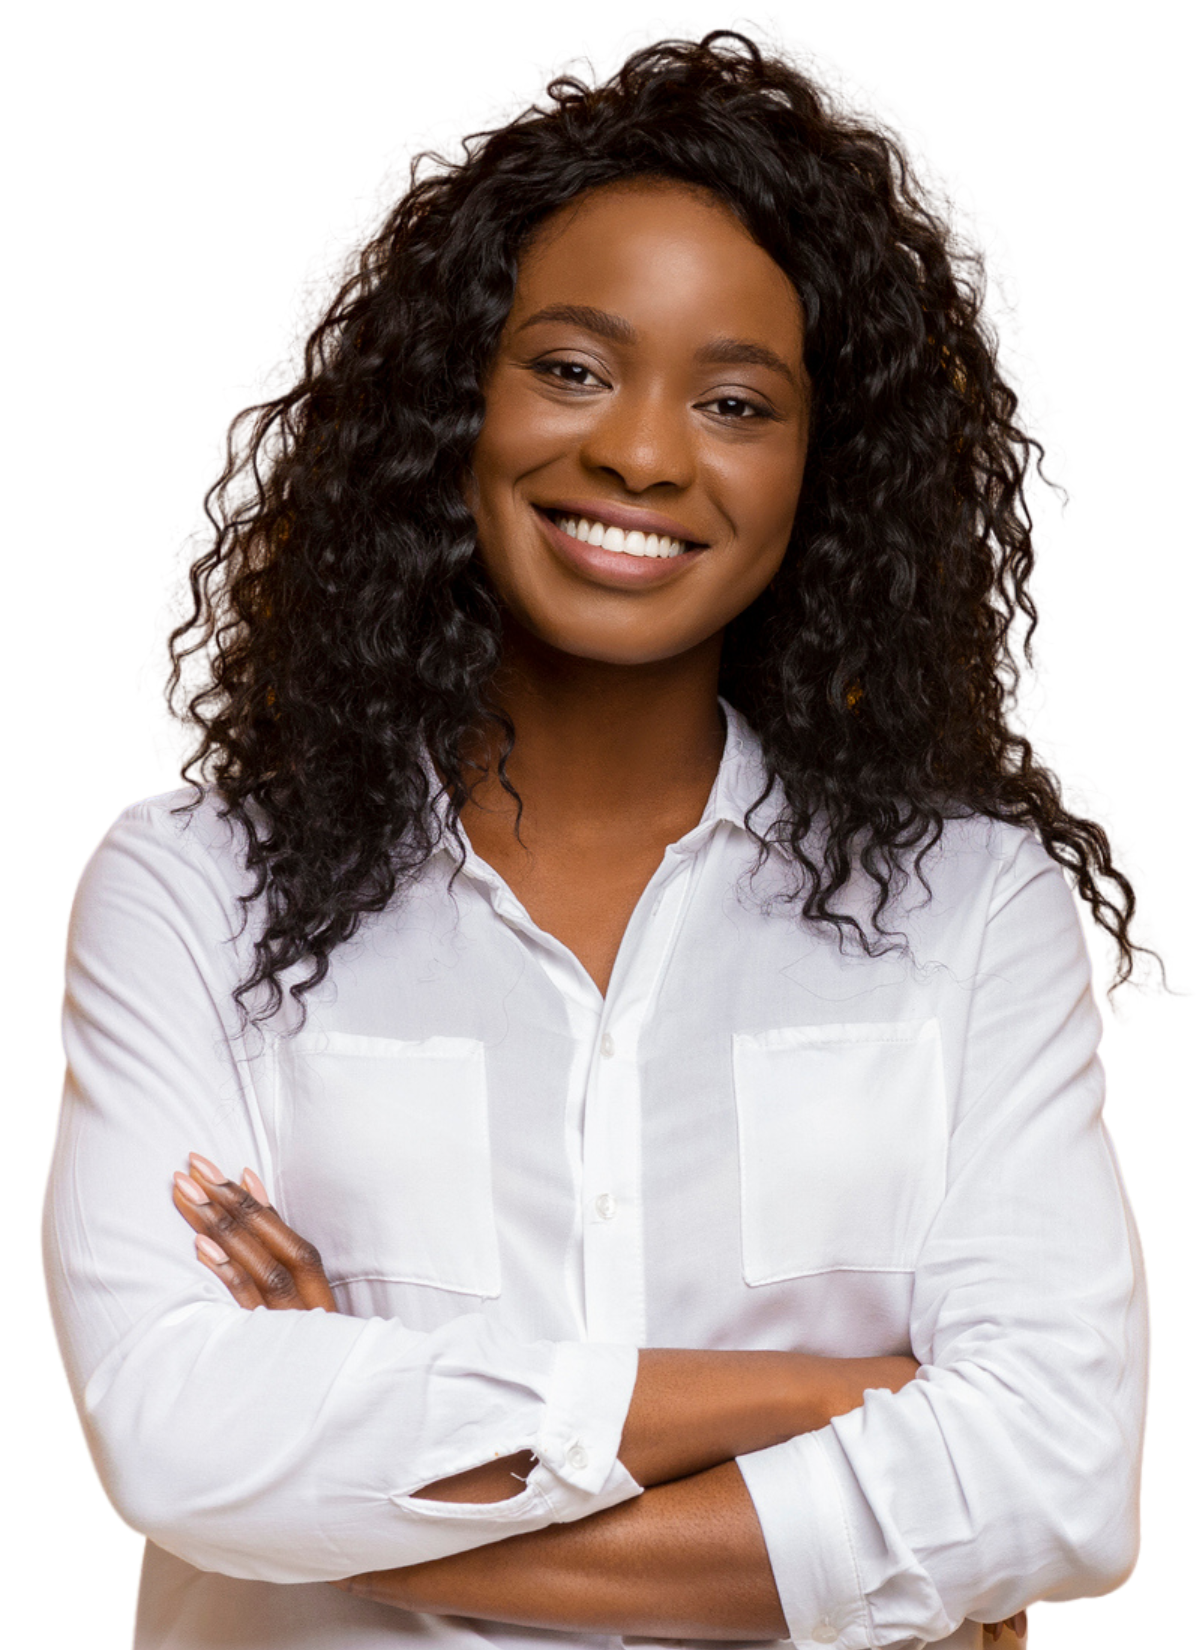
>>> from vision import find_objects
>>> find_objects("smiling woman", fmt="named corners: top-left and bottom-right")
top-left (44, 31), bottom-right (1143, 1650)
top-left (471, 183), bottom-right (808, 655)
top-left (463, 179), bottom-right (812, 986)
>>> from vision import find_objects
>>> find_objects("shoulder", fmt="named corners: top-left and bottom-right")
top-left (906, 811), bottom-right (1058, 891)
top-left (98, 784), bottom-right (248, 862)
top-left (918, 813), bottom-right (1084, 940)
top-left (72, 786), bottom-right (258, 947)
top-left (926, 813), bottom-right (1075, 916)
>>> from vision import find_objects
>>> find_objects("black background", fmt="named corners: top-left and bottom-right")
top-left (42, 16), bottom-right (1175, 1650)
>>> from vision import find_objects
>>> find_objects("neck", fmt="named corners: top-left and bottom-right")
top-left (463, 619), bottom-right (726, 836)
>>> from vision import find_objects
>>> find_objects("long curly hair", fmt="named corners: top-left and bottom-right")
top-left (169, 30), bottom-right (1146, 1024)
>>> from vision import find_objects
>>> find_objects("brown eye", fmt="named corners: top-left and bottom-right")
top-left (534, 360), bottom-right (606, 389)
top-left (531, 364), bottom-right (775, 422)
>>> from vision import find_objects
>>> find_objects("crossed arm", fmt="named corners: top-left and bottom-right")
top-left (329, 1460), bottom-right (782, 1636)
top-left (173, 1156), bottom-right (1023, 1642)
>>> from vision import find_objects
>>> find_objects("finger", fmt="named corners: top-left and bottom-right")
top-left (173, 1171), bottom-right (306, 1309)
top-left (981, 1621), bottom-right (1026, 1644)
top-left (173, 1180), bottom-right (273, 1303)
top-left (194, 1232), bottom-right (268, 1309)
top-left (173, 1181), bottom-right (295, 1306)
top-left (174, 1171), bottom-right (302, 1307)
top-left (186, 1155), bottom-right (338, 1306)
top-left (194, 1154), bottom-right (337, 1311)
top-left (175, 1168), bottom-right (311, 1306)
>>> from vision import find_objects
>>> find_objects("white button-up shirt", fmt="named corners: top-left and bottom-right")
top-left (44, 706), bottom-right (1147, 1650)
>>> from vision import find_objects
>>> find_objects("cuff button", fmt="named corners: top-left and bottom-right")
top-left (566, 1443), bottom-right (589, 1471)
top-left (812, 1625), bottom-right (838, 1645)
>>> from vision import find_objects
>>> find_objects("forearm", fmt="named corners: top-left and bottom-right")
top-left (343, 1459), bottom-right (788, 1640)
top-left (418, 1346), bottom-right (915, 1503)
top-left (617, 1346), bottom-right (914, 1486)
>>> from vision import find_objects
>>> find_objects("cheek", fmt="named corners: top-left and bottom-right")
top-left (472, 384), bottom-right (572, 502)
top-left (765, 488), bottom-right (802, 559)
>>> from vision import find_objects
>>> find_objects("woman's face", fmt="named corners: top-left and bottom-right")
top-left (469, 178), bottom-right (810, 667)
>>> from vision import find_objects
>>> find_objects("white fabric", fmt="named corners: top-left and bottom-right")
top-left (43, 705), bottom-right (1146, 1650)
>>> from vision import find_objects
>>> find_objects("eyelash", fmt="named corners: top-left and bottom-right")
top-left (530, 359), bottom-right (775, 421)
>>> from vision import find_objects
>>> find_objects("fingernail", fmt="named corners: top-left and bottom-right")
top-left (174, 1171), bottom-right (211, 1205)
top-left (242, 1167), bottom-right (270, 1203)
top-left (196, 1234), bottom-right (229, 1265)
top-left (189, 1153), bottom-right (224, 1184)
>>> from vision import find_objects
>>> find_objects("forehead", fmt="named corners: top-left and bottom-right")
top-left (512, 179), bottom-right (803, 344)
top-left (521, 178), bottom-right (755, 264)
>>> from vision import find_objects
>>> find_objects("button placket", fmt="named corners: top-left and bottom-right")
top-left (579, 854), bottom-right (701, 1345)
top-left (590, 1029), bottom-right (620, 1227)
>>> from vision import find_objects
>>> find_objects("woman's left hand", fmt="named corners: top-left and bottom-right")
top-left (172, 1159), bottom-right (402, 1594)
top-left (172, 1153), bottom-right (338, 1312)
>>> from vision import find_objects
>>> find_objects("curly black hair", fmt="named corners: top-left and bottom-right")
top-left (169, 29), bottom-right (1146, 1025)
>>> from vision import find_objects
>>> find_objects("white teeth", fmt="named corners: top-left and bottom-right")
top-left (553, 512), bottom-right (687, 558)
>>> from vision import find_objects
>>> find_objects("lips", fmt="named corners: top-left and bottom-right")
top-left (533, 504), bottom-right (709, 587)
top-left (535, 499), bottom-right (708, 550)
top-left (534, 501), bottom-right (693, 554)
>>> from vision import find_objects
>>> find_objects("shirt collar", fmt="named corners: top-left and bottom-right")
top-left (423, 696), bottom-right (774, 864)
top-left (706, 698), bottom-right (773, 834)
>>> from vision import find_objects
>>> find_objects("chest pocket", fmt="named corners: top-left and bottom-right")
top-left (276, 1031), bottom-right (501, 1298)
top-left (732, 1019), bottom-right (947, 1282)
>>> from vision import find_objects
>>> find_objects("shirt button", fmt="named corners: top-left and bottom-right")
top-left (599, 1032), bottom-right (615, 1058)
top-left (566, 1444), bottom-right (589, 1471)
top-left (812, 1624), bottom-right (838, 1644)
top-left (594, 1192), bottom-right (617, 1220)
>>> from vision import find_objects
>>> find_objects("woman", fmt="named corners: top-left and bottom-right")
top-left (44, 33), bottom-right (1147, 1650)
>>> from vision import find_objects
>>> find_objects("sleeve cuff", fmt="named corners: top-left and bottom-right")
top-left (736, 1432), bottom-right (872, 1648)
top-left (528, 1340), bottom-right (643, 1519)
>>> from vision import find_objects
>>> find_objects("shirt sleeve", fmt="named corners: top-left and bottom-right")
top-left (735, 831), bottom-right (1148, 1648)
top-left (43, 798), bottom-right (641, 1584)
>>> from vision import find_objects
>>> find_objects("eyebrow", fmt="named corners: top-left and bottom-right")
top-left (515, 305), bottom-right (799, 390)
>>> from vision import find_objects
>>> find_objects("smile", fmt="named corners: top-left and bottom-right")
top-left (531, 504), bottom-right (709, 590)
top-left (548, 511), bottom-right (690, 560)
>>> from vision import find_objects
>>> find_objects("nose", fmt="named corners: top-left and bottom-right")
top-left (577, 388), bottom-right (696, 494)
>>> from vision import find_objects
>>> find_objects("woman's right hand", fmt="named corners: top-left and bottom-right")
top-left (825, 1359), bottom-right (1029, 1643)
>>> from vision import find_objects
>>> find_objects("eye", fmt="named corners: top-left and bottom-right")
top-left (703, 396), bottom-right (769, 422)
top-left (531, 359), bottom-right (775, 422)
top-left (534, 358), bottom-right (604, 389)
